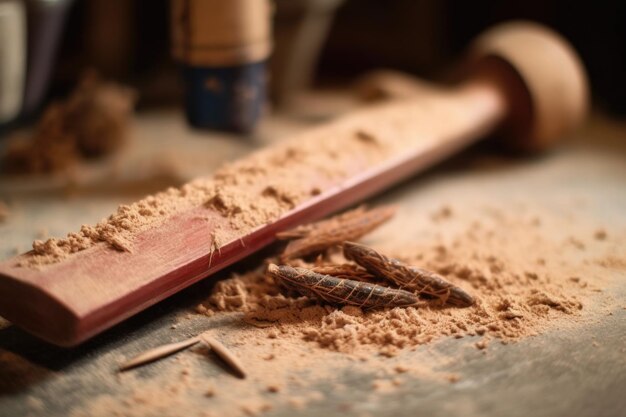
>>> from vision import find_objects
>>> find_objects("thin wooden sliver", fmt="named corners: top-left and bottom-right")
top-left (118, 337), bottom-right (200, 371)
top-left (200, 333), bottom-right (247, 379)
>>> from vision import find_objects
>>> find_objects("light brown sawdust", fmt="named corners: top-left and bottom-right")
top-left (198, 207), bottom-right (605, 358)
top-left (2, 72), bottom-right (136, 176)
top-left (16, 99), bottom-right (425, 267)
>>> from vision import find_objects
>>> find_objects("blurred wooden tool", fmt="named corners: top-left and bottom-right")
top-left (0, 22), bottom-right (588, 346)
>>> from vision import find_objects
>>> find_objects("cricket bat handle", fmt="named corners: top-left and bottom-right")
top-left (391, 21), bottom-right (588, 154)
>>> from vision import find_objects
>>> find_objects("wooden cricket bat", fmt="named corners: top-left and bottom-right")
top-left (0, 22), bottom-right (587, 346)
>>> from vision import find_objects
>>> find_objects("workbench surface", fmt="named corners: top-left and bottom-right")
top-left (0, 99), bottom-right (624, 417)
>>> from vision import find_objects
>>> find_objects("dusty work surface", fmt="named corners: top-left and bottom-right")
top-left (0, 102), bottom-right (625, 417)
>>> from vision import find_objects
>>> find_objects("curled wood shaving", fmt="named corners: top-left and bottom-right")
top-left (279, 205), bottom-right (396, 260)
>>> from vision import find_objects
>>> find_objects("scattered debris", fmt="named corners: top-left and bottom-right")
top-left (119, 332), bottom-right (246, 379)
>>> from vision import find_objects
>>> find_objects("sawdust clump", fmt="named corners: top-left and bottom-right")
top-left (2, 72), bottom-right (136, 175)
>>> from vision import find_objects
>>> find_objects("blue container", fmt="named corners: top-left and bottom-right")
top-left (182, 62), bottom-right (266, 133)
top-left (171, 0), bottom-right (272, 134)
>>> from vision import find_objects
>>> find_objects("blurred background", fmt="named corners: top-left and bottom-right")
top-left (0, 0), bottom-right (624, 132)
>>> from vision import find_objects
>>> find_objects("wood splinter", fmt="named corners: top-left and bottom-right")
top-left (200, 333), bottom-right (247, 379)
top-left (119, 337), bottom-right (201, 371)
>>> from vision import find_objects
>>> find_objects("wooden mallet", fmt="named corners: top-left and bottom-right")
top-left (0, 22), bottom-right (588, 346)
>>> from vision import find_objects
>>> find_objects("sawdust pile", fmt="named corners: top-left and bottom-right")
top-left (16, 98), bottom-right (433, 267)
top-left (1, 72), bottom-right (136, 175)
top-left (198, 207), bottom-right (600, 356)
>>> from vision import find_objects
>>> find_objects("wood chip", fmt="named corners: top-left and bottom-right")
top-left (118, 337), bottom-right (200, 371)
top-left (200, 333), bottom-right (247, 379)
